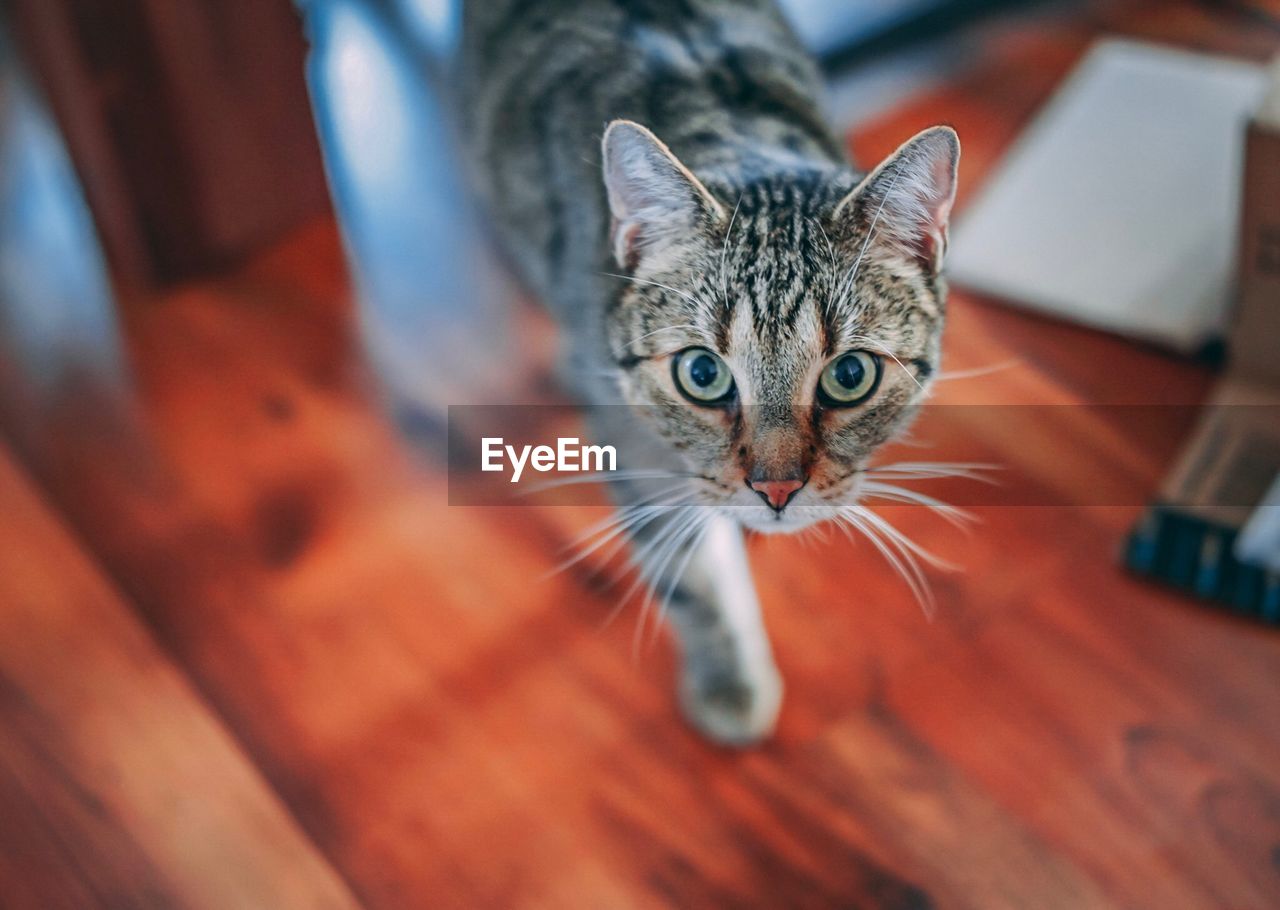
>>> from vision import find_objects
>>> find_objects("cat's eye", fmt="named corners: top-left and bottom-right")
top-left (673, 347), bottom-right (735, 404)
top-left (818, 351), bottom-right (881, 406)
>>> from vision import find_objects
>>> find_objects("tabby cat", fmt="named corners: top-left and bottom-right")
top-left (459, 0), bottom-right (959, 744)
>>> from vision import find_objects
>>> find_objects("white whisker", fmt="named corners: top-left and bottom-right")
top-left (544, 488), bottom-right (692, 580)
top-left (836, 508), bottom-right (934, 617)
top-left (544, 509), bottom-right (657, 581)
top-left (519, 468), bottom-right (697, 496)
top-left (601, 506), bottom-right (695, 632)
top-left (845, 333), bottom-right (925, 392)
top-left (621, 323), bottom-right (699, 350)
top-left (850, 505), bottom-right (957, 572)
top-left (720, 194), bottom-right (743, 308)
top-left (602, 272), bottom-right (702, 309)
top-left (648, 513), bottom-right (709, 650)
top-left (560, 483), bottom-right (689, 549)
top-left (837, 168), bottom-right (903, 307)
top-left (865, 461), bottom-right (1000, 483)
top-left (933, 359), bottom-right (1022, 382)
top-left (628, 509), bottom-right (703, 656)
top-left (859, 480), bottom-right (975, 530)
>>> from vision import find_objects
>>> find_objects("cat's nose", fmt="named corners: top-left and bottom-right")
top-left (749, 478), bottom-right (804, 512)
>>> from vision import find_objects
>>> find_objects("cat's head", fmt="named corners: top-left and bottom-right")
top-left (601, 120), bottom-right (958, 533)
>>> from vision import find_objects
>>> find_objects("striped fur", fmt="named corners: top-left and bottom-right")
top-left (460, 0), bottom-right (959, 744)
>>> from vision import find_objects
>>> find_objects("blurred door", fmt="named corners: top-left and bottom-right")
top-left (6, 0), bottom-right (330, 290)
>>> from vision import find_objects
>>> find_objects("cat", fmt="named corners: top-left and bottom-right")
top-left (459, 0), bottom-right (958, 745)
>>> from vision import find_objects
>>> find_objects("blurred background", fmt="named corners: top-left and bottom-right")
top-left (1, 1), bottom-right (1279, 907)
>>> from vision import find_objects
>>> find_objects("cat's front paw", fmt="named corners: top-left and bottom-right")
top-left (678, 663), bottom-right (783, 747)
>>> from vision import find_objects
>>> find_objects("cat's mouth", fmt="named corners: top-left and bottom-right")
top-left (737, 508), bottom-right (820, 534)
top-left (737, 503), bottom-right (848, 534)
top-left (714, 477), bottom-right (863, 535)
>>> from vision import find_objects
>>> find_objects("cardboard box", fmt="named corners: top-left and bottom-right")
top-left (1127, 55), bottom-right (1280, 620)
top-left (1232, 54), bottom-right (1280, 385)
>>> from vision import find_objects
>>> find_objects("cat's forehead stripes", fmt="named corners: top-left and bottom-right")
top-left (713, 175), bottom-right (847, 354)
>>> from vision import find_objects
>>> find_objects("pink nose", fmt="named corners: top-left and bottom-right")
top-left (749, 479), bottom-right (804, 511)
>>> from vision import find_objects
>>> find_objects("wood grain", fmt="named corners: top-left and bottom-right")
top-left (0, 447), bottom-right (361, 910)
top-left (0, 1), bottom-right (1277, 908)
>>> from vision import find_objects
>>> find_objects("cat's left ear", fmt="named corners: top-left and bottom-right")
top-left (602, 120), bottom-right (726, 270)
top-left (834, 126), bottom-right (960, 275)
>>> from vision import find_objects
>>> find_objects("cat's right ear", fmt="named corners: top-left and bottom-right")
top-left (602, 120), bottom-right (725, 271)
top-left (832, 125), bottom-right (960, 276)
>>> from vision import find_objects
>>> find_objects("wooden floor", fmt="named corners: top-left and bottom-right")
top-left (2, 2), bottom-right (1279, 907)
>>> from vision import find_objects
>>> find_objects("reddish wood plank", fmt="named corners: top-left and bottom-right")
top-left (0, 447), bottom-right (361, 910)
top-left (0, 2), bottom-right (1277, 908)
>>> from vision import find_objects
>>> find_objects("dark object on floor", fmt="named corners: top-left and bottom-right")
top-left (1126, 504), bottom-right (1280, 624)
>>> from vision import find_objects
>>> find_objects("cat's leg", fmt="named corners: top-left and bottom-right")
top-left (629, 506), bottom-right (782, 746)
top-left (581, 403), bottom-right (781, 744)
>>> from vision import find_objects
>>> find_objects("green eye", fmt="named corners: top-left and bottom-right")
top-left (818, 351), bottom-right (880, 406)
top-left (673, 347), bottom-right (735, 403)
